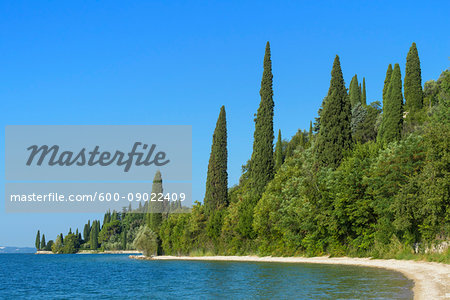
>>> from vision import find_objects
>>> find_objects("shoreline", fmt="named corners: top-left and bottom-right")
top-left (35, 250), bottom-right (142, 255)
top-left (130, 255), bottom-right (450, 299)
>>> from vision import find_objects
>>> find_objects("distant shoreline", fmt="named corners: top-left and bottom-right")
top-left (130, 255), bottom-right (450, 300)
top-left (35, 250), bottom-right (142, 255)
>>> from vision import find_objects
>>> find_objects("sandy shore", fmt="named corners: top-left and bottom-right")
top-left (80, 250), bottom-right (142, 254)
top-left (35, 251), bottom-right (53, 254)
top-left (36, 250), bottom-right (142, 255)
top-left (130, 255), bottom-right (450, 299)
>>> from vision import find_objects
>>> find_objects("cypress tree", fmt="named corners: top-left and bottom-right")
top-left (249, 41), bottom-right (275, 197)
top-left (361, 77), bottom-right (367, 106)
top-left (274, 129), bottom-right (283, 171)
top-left (40, 234), bottom-right (46, 250)
top-left (378, 63), bottom-right (403, 143)
top-left (103, 211), bottom-right (111, 225)
top-left (309, 121), bottom-right (313, 141)
top-left (383, 64), bottom-right (393, 105)
top-left (147, 171), bottom-right (163, 232)
top-left (122, 229), bottom-right (127, 250)
top-left (83, 222), bottom-right (90, 242)
top-left (404, 42), bottom-right (423, 113)
top-left (204, 106), bottom-right (228, 215)
top-left (349, 74), bottom-right (361, 107)
top-left (90, 221), bottom-right (98, 250)
top-left (111, 211), bottom-right (118, 222)
top-left (316, 55), bottom-right (352, 169)
top-left (35, 230), bottom-right (40, 250)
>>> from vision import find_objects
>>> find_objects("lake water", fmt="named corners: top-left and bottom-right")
top-left (0, 254), bottom-right (413, 299)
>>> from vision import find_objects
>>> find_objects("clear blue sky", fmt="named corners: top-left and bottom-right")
top-left (1, 1), bottom-right (449, 247)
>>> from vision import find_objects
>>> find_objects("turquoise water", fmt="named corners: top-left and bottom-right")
top-left (0, 254), bottom-right (413, 299)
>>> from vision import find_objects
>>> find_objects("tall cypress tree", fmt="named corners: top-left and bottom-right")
top-left (249, 41), bottom-right (275, 197)
top-left (147, 171), bottom-right (163, 233)
top-left (274, 129), bottom-right (283, 171)
top-left (349, 74), bottom-right (361, 108)
top-left (378, 63), bottom-right (403, 143)
top-left (90, 221), bottom-right (98, 250)
top-left (35, 230), bottom-right (40, 250)
top-left (40, 234), bottom-right (46, 250)
top-left (308, 121), bottom-right (313, 145)
top-left (361, 77), bottom-right (367, 106)
top-left (83, 221), bottom-right (90, 242)
top-left (96, 221), bottom-right (100, 237)
top-left (204, 106), bottom-right (228, 215)
top-left (383, 64), bottom-right (393, 105)
top-left (404, 42), bottom-right (423, 113)
top-left (316, 55), bottom-right (352, 169)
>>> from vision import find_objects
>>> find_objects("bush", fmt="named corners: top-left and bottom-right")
top-left (133, 226), bottom-right (158, 256)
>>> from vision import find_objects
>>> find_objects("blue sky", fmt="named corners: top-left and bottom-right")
top-left (1, 1), bottom-right (449, 247)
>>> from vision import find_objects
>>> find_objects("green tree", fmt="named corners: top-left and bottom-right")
top-left (83, 220), bottom-right (90, 242)
top-left (148, 171), bottom-right (164, 233)
top-left (285, 130), bottom-right (304, 159)
top-left (52, 235), bottom-right (63, 254)
top-left (383, 64), bottom-right (393, 106)
top-left (40, 234), bottom-right (46, 250)
top-left (111, 210), bottom-right (118, 222)
top-left (35, 230), bottom-right (40, 250)
top-left (361, 77), bottom-right (367, 106)
top-left (349, 74), bottom-right (361, 108)
top-left (45, 240), bottom-right (54, 251)
top-left (378, 64), bottom-right (403, 144)
top-left (98, 220), bottom-right (121, 244)
top-left (90, 220), bottom-right (99, 250)
top-left (133, 226), bottom-right (159, 257)
top-left (204, 106), bottom-right (228, 215)
top-left (316, 55), bottom-right (352, 169)
top-left (404, 42), bottom-right (423, 113)
top-left (274, 129), bottom-right (284, 171)
top-left (309, 121), bottom-right (313, 143)
top-left (353, 101), bottom-right (382, 143)
top-left (62, 233), bottom-right (80, 254)
top-left (103, 211), bottom-right (111, 225)
top-left (248, 41), bottom-right (275, 197)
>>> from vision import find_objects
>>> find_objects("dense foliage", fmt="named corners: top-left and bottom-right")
top-left (378, 64), bottom-right (403, 144)
top-left (349, 74), bottom-right (361, 108)
top-left (404, 42), bottom-right (423, 115)
top-left (315, 55), bottom-right (352, 169)
top-left (38, 43), bottom-right (449, 261)
top-left (204, 106), bottom-right (228, 215)
top-left (157, 43), bottom-right (449, 259)
top-left (248, 41), bottom-right (275, 197)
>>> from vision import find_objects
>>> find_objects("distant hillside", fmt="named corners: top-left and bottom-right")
top-left (0, 246), bottom-right (36, 254)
